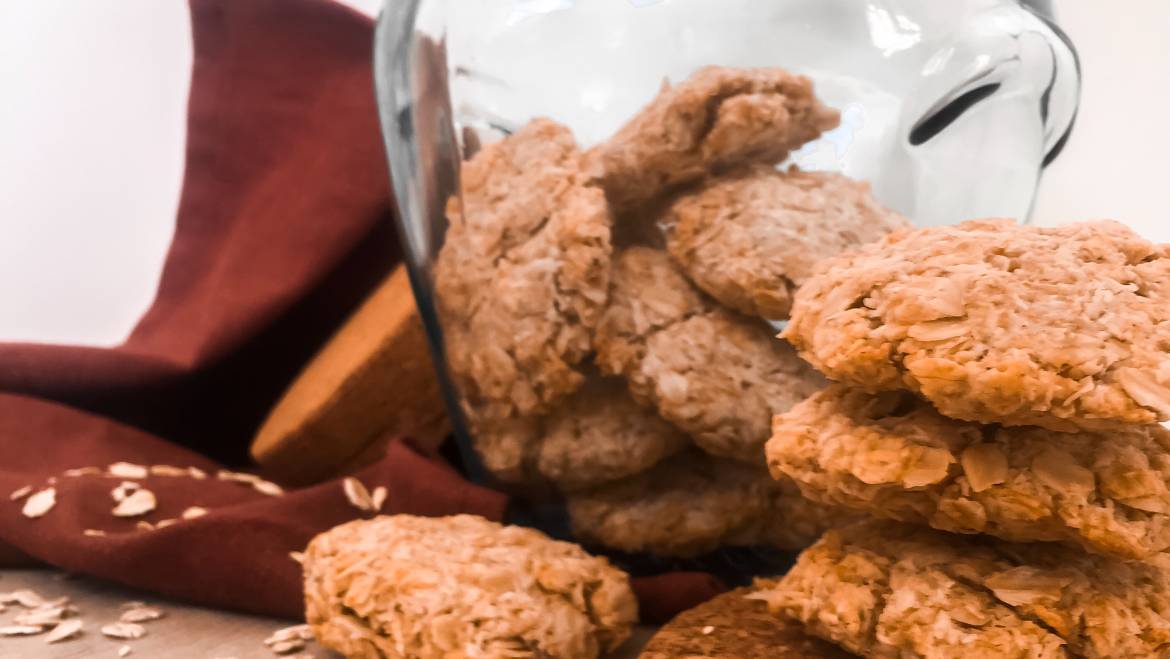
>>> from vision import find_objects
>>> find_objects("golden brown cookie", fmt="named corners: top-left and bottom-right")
top-left (769, 385), bottom-right (1170, 559)
top-left (665, 165), bottom-right (909, 319)
top-left (640, 583), bottom-right (854, 658)
top-left (535, 378), bottom-right (690, 491)
top-left (436, 118), bottom-right (612, 429)
top-left (568, 451), bottom-right (842, 557)
top-left (585, 66), bottom-right (839, 213)
top-left (596, 248), bottom-right (825, 463)
top-left (785, 219), bottom-right (1170, 432)
top-left (303, 515), bottom-right (637, 659)
top-left (761, 520), bottom-right (1170, 659)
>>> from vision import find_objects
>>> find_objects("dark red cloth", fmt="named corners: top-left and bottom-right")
top-left (0, 0), bottom-right (722, 626)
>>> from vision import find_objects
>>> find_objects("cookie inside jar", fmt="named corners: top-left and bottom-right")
top-left (434, 65), bottom-right (907, 560)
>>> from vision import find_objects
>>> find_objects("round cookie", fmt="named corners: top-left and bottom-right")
top-left (470, 377), bottom-right (689, 487)
top-left (567, 451), bottom-right (842, 557)
top-left (665, 165), bottom-right (909, 319)
top-left (303, 515), bottom-right (637, 659)
top-left (596, 248), bottom-right (825, 462)
top-left (436, 118), bottom-right (612, 426)
top-left (585, 66), bottom-right (839, 213)
top-left (785, 219), bottom-right (1170, 432)
top-left (761, 520), bottom-right (1170, 659)
top-left (640, 583), bottom-right (853, 658)
top-left (535, 378), bottom-right (690, 491)
top-left (768, 385), bottom-right (1170, 560)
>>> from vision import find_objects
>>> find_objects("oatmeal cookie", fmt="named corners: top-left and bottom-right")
top-left (436, 118), bottom-right (612, 427)
top-left (567, 452), bottom-right (841, 557)
top-left (785, 219), bottom-right (1170, 432)
top-left (303, 515), bottom-right (637, 659)
top-left (640, 583), bottom-right (853, 658)
top-left (760, 521), bottom-right (1170, 659)
top-left (596, 248), bottom-right (825, 462)
top-left (536, 378), bottom-right (690, 491)
top-left (768, 386), bottom-right (1170, 559)
top-left (665, 165), bottom-right (909, 319)
top-left (585, 66), bottom-right (839, 212)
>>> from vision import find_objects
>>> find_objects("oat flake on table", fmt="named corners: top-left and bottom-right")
top-left (112, 489), bottom-right (156, 517)
top-left (44, 618), bottom-right (83, 644)
top-left (107, 462), bottom-right (149, 479)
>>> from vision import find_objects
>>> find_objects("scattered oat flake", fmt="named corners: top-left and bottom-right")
top-left (111, 481), bottom-right (141, 503)
top-left (83, 529), bottom-right (107, 538)
top-left (118, 644), bottom-right (132, 657)
top-left (120, 607), bottom-right (164, 623)
top-left (101, 622), bottom-right (146, 639)
top-left (187, 466), bottom-right (208, 479)
top-left (252, 479), bottom-right (284, 497)
top-left (22, 487), bottom-right (56, 518)
top-left (270, 640), bottom-right (305, 655)
top-left (149, 465), bottom-right (188, 477)
top-left (135, 521), bottom-right (155, 531)
top-left (113, 489), bottom-right (157, 517)
top-left (264, 624), bottom-right (313, 645)
top-left (217, 469), bottom-right (259, 484)
top-left (0, 625), bottom-right (44, 636)
top-left (181, 506), bottom-right (208, 520)
top-left (45, 618), bottom-right (83, 644)
top-left (289, 551), bottom-right (305, 564)
top-left (342, 477), bottom-right (373, 512)
top-left (370, 486), bottom-right (388, 512)
top-left (155, 518), bottom-right (177, 529)
top-left (107, 462), bottom-right (149, 479)
top-left (9, 485), bottom-right (32, 501)
top-left (701, 625), bottom-right (714, 635)
top-left (2, 589), bottom-right (46, 608)
top-left (63, 466), bottom-right (102, 477)
top-left (47, 477), bottom-right (57, 485)
top-left (15, 605), bottom-right (68, 626)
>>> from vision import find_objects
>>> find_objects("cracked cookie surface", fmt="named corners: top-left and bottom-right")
top-left (785, 219), bottom-right (1170, 432)
top-left (303, 515), bottom-right (637, 659)
top-left (436, 118), bottom-right (612, 431)
top-left (665, 165), bottom-right (909, 319)
top-left (768, 386), bottom-right (1170, 559)
top-left (585, 66), bottom-right (839, 213)
top-left (760, 520), bottom-right (1170, 659)
top-left (596, 248), bottom-right (825, 462)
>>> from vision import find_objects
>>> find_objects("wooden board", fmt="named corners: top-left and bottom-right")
top-left (251, 265), bottom-right (451, 484)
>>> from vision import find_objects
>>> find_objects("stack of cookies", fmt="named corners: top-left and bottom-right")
top-left (759, 219), bottom-right (1170, 657)
top-left (434, 66), bottom-right (908, 557)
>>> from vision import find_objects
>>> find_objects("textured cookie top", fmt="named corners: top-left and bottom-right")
top-left (761, 521), bottom-right (1170, 659)
top-left (786, 219), bottom-right (1170, 432)
top-left (640, 583), bottom-right (853, 658)
top-left (666, 166), bottom-right (909, 319)
top-left (568, 451), bottom-right (841, 557)
top-left (596, 248), bottom-right (825, 462)
top-left (303, 515), bottom-right (637, 659)
top-left (768, 385), bottom-right (1170, 559)
top-left (536, 378), bottom-right (690, 491)
top-left (585, 66), bottom-right (839, 212)
top-left (436, 118), bottom-right (612, 425)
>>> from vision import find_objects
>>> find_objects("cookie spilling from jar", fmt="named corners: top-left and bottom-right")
top-left (743, 218), bottom-right (1170, 658)
top-left (434, 65), bottom-right (909, 558)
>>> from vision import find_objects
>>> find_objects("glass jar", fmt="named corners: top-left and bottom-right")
top-left (373, 0), bottom-right (1079, 574)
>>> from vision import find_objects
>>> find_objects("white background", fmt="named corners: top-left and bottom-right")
top-left (0, 0), bottom-right (1167, 347)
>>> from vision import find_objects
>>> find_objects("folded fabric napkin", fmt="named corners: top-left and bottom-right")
top-left (0, 0), bottom-right (722, 624)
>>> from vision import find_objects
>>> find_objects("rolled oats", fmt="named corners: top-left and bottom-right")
top-left (302, 515), bottom-right (636, 659)
top-left (22, 487), bottom-right (56, 518)
top-left (785, 219), bottom-right (1170, 431)
top-left (768, 386), bottom-right (1170, 559)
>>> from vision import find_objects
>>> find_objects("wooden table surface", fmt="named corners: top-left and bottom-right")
top-left (0, 569), bottom-right (651, 658)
